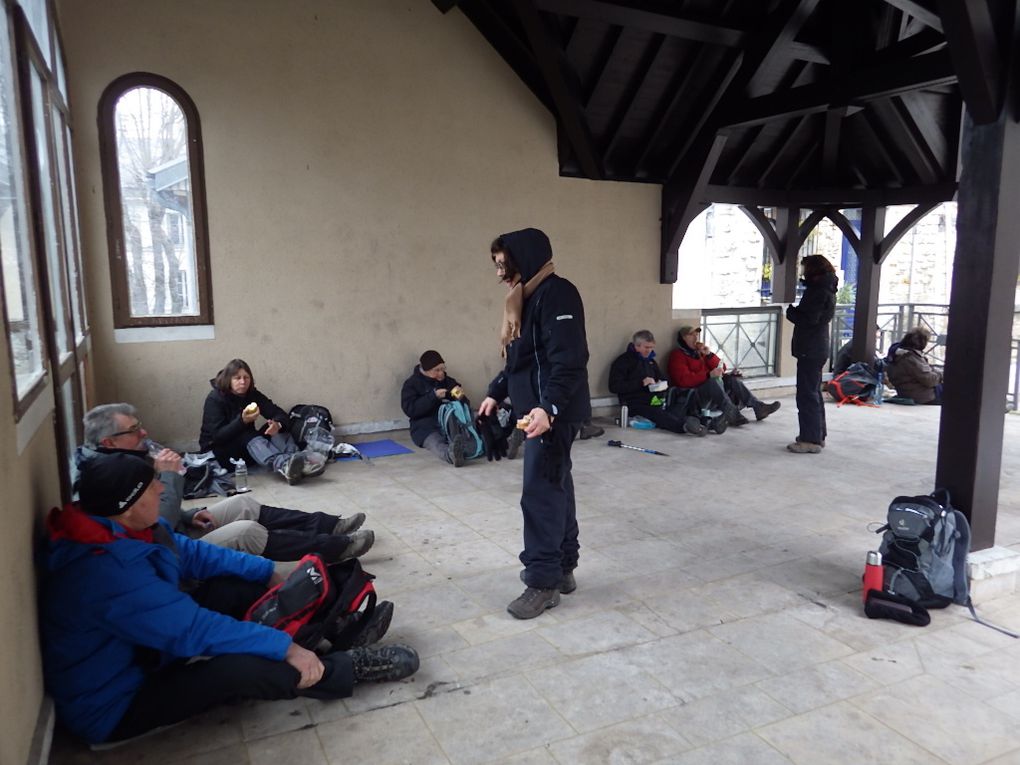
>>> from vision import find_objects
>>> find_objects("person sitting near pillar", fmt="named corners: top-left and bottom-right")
top-left (79, 403), bottom-right (374, 563)
top-left (200, 359), bottom-right (327, 485)
top-left (608, 330), bottom-right (708, 436)
top-left (401, 350), bottom-right (468, 467)
top-left (886, 327), bottom-right (943, 404)
top-left (667, 325), bottom-right (781, 427)
top-left (42, 451), bottom-right (419, 748)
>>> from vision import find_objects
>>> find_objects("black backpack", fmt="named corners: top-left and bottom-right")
top-left (288, 404), bottom-right (334, 448)
top-left (244, 554), bottom-right (377, 650)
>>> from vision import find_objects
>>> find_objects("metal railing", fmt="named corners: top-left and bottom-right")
top-left (700, 306), bottom-right (782, 378)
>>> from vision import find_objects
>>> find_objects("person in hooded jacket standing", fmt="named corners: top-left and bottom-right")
top-left (785, 254), bottom-right (838, 453)
top-left (478, 228), bottom-right (591, 620)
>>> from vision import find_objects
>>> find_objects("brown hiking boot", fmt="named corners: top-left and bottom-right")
top-left (507, 586), bottom-right (560, 619)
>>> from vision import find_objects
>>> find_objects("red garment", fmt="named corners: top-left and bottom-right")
top-left (667, 347), bottom-right (721, 388)
top-left (46, 503), bottom-right (155, 546)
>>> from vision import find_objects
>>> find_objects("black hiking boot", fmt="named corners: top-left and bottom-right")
top-left (753, 401), bottom-right (781, 421)
top-left (683, 415), bottom-right (707, 436)
top-left (349, 644), bottom-right (420, 683)
top-left (520, 569), bottom-right (576, 594)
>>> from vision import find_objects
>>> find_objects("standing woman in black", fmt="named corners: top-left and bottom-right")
top-left (785, 254), bottom-right (838, 454)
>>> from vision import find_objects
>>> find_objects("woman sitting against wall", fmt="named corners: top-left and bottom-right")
top-left (200, 358), bottom-right (326, 484)
top-left (886, 327), bottom-right (943, 405)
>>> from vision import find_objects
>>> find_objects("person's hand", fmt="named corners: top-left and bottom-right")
top-left (284, 642), bottom-right (324, 689)
top-left (525, 407), bottom-right (552, 438)
top-left (642, 377), bottom-right (656, 387)
top-left (264, 420), bottom-right (282, 437)
top-left (479, 397), bottom-right (498, 417)
top-left (709, 367), bottom-right (723, 378)
top-left (153, 449), bottom-right (182, 474)
top-left (191, 509), bottom-right (216, 530)
top-left (241, 407), bottom-right (259, 424)
top-left (434, 388), bottom-right (448, 400)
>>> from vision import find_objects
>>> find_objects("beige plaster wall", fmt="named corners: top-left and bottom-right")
top-left (0, 360), bottom-right (62, 764)
top-left (58, 0), bottom-right (674, 445)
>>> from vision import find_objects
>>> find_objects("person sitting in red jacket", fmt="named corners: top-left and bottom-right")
top-left (667, 326), bottom-right (780, 428)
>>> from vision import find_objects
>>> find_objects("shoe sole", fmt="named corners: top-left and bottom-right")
top-left (683, 416), bottom-right (707, 437)
top-left (349, 600), bottom-right (394, 648)
top-left (710, 416), bottom-right (728, 434)
top-left (283, 454), bottom-right (305, 484)
top-left (520, 569), bottom-right (576, 594)
top-left (339, 531), bottom-right (375, 560)
top-left (333, 512), bottom-right (367, 535)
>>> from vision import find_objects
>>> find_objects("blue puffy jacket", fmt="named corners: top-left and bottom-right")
top-left (41, 505), bottom-right (291, 744)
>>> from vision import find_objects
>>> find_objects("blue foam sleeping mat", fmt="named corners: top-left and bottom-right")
top-left (337, 439), bottom-right (414, 459)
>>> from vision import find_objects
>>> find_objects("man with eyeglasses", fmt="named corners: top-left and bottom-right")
top-left (479, 228), bottom-right (590, 620)
top-left (400, 350), bottom-right (469, 467)
top-left (75, 403), bottom-right (374, 563)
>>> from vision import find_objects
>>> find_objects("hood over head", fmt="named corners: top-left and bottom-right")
top-left (499, 228), bottom-right (552, 283)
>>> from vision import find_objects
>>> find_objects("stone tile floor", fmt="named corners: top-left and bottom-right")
top-left (50, 400), bottom-right (1020, 765)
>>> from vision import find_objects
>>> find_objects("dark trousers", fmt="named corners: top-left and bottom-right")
top-left (520, 423), bottom-right (580, 589)
top-left (259, 505), bottom-right (339, 535)
top-left (795, 356), bottom-right (827, 444)
top-left (722, 375), bottom-right (760, 410)
top-left (629, 402), bottom-right (688, 434)
top-left (106, 577), bottom-right (354, 743)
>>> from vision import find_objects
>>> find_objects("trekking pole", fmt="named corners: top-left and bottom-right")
top-left (607, 439), bottom-right (669, 457)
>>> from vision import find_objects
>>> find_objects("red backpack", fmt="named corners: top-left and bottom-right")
top-left (244, 554), bottom-right (376, 650)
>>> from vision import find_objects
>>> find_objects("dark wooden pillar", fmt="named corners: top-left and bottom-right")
top-left (935, 108), bottom-right (1020, 550)
top-left (851, 206), bottom-right (885, 363)
top-left (771, 206), bottom-right (801, 303)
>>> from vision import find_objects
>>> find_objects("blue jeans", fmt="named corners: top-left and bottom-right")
top-left (795, 356), bottom-right (827, 444)
top-left (246, 432), bottom-right (300, 470)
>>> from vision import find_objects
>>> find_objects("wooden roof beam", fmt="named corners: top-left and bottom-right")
top-left (704, 181), bottom-right (956, 207)
top-left (512, 0), bottom-right (603, 178)
top-left (935, 0), bottom-right (1006, 124)
top-left (880, 0), bottom-right (943, 32)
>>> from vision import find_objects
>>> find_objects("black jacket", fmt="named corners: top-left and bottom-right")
top-left (199, 381), bottom-right (289, 468)
top-left (400, 366), bottom-right (463, 447)
top-left (786, 272), bottom-right (838, 359)
top-left (486, 228), bottom-right (590, 424)
top-left (609, 345), bottom-right (666, 407)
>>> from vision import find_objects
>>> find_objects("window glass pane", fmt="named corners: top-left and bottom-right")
top-left (54, 109), bottom-right (85, 343)
top-left (0, 11), bottom-right (43, 398)
top-left (20, 0), bottom-right (52, 70)
top-left (29, 63), bottom-right (69, 358)
top-left (54, 34), bottom-right (66, 102)
top-left (115, 87), bottom-right (199, 318)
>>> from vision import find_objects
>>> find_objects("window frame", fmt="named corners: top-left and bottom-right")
top-left (98, 72), bottom-right (213, 328)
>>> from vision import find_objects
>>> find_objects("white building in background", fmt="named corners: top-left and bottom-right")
top-left (673, 202), bottom-right (960, 310)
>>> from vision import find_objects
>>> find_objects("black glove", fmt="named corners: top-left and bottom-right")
top-left (475, 413), bottom-right (508, 461)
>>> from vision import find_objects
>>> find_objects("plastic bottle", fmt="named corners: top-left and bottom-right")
top-left (232, 458), bottom-right (249, 493)
top-left (874, 368), bottom-right (884, 406)
top-left (620, 405), bottom-right (629, 428)
top-left (862, 550), bottom-right (883, 602)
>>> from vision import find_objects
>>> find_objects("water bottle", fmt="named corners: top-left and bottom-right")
top-left (231, 458), bottom-right (249, 493)
top-left (874, 369), bottom-right (884, 406)
top-left (619, 405), bottom-right (629, 428)
top-left (863, 550), bottom-right (883, 602)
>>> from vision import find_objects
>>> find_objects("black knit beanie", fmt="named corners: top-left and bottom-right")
top-left (78, 452), bottom-right (156, 517)
top-left (419, 350), bottom-right (444, 371)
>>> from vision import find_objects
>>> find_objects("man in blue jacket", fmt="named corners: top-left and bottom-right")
top-left (478, 228), bottom-right (590, 619)
top-left (42, 452), bottom-right (418, 747)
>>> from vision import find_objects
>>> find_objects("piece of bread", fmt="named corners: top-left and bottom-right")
top-left (244, 402), bottom-right (259, 415)
top-left (516, 416), bottom-right (531, 430)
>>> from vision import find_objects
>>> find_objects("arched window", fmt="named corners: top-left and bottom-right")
top-left (98, 73), bottom-right (212, 327)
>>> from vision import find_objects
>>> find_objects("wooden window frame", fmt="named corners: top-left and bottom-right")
top-left (98, 73), bottom-right (213, 328)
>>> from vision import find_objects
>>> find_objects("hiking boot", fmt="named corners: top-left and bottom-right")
top-left (448, 433), bottom-right (466, 467)
top-left (578, 422), bottom-right (605, 440)
top-left (298, 651), bottom-right (357, 699)
top-left (728, 411), bottom-right (749, 427)
top-left (683, 415), bottom-right (707, 437)
top-left (301, 450), bottom-right (328, 477)
top-left (329, 600), bottom-right (395, 650)
top-left (787, 440), bottom-right (822, 454)
top-left (332, 512), bottom-right (367, 535)
top-left (507, 428), bottom-right (526, 459)
top-left (336, 529), bottom-right (375, 560)
top-left (507, 586), bottom-right (560, 619)
top-left (709, 414), bottom-right (728, 434)
top-left (796, 436), bottom-right (825, 448)
top-left (753, 401), bottom-right (781, 421)
top-left (520, 569), bottom-right (576, 594)
top-left (349, 644), bottom-right (420, 683)
top-left (277, 453), bottom-right (305, 485)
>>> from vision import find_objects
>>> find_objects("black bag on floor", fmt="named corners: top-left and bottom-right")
top-left (244, 553), bottom-right (376, 650)
top-left (288, 404), bottom-right (334, 451)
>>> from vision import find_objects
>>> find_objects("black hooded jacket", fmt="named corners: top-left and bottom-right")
top-left (786, 271), bottom-right (839, 359)
top-left (486, 228), bottom-right (591, 423)
top-left (400, 365), bottom-right (463, 447)
top-left (199, 380), bottom-right (289, 468)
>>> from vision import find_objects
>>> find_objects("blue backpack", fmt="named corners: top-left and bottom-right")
top-left (438, 401), bottom-right (484, 460)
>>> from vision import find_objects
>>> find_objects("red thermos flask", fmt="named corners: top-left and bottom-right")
top-left (862, 550), bottom-right (884, 602)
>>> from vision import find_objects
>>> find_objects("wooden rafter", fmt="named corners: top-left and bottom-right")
top-left (600, 34), bottom-right (667, 166)
top-left (878, 200), bottom-right (941, 261)
top-left (935, 0), bottom-right (1005, 124)
top-left (881, 0), bottom-right (943, 32)
top-left (738, 205), bottom-right (781, 259)
top-left (870, 98), bottom-right (941, 183)
top-left (707, 181), bottom-right (956, 207)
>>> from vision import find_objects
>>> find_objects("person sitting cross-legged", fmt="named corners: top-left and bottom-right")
top-left (886, 327), bottom-right (943, 405)
top-left (401, 349), bottom-right (470, 467)
top-left (77, 403), bottom-right (374, 563)
top-left (41, 451), bottom-right (419, 749)
top-left (608, 330), bottom-right (708, 436)
top-left (667, 326), bottom-right (780, 428)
